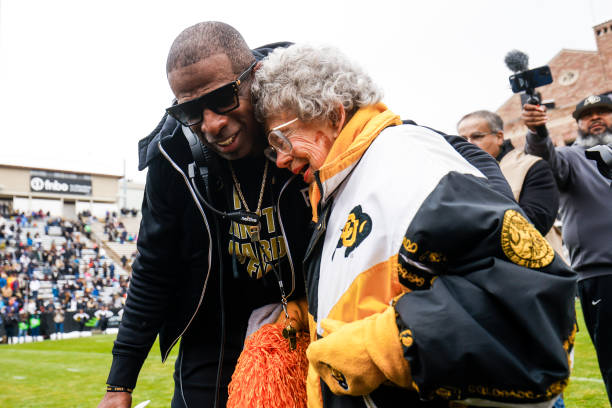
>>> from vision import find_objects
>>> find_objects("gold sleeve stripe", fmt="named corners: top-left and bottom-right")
top-left (324, 254), bottom-right (404, 328)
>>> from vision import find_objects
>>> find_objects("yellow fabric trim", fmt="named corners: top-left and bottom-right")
top-left (310, 103), bottom-right (402, 221)
top-left (307, 312), bottom-right (323, 408)
top-left (367, 306), bottom-right (413, 388)
top-left (324, 254), bottom-right (404, 330)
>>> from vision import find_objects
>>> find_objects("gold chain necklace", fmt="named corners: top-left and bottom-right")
top-left (229, 159), bottom-right (269, 242)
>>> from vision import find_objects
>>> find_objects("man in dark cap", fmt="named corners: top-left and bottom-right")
top-left (523, 94), bottom-right (612, 404)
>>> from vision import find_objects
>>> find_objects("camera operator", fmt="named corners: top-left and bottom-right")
top-left (523, 94), bottom-right (612, 404)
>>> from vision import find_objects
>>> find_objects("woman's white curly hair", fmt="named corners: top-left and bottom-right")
top-left (252, 43), bottom-right (383, 125)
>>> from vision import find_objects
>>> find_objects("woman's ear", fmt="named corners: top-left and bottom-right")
top-left (333, 104), bottom-right (346, 137)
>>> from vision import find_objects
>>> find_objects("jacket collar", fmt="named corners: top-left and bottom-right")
top-left (138, 113), bottom-right (181, 171)
top-left (309, 103), bottom-right (401, 221)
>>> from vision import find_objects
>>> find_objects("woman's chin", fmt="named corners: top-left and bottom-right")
top-left (303, 167), bottom-right (315, 184)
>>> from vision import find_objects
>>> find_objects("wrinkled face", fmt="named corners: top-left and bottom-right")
top-left (577, 107), bottom-right (612, 137)
top-left (168, 54), bottom-right (263, 160)
top-left (457, 117), bottom-right (504, 158)
top-left (266, 114), bottom-right (339, 183)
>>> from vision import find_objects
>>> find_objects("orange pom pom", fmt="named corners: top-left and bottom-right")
top-left (227, 323), bottom-right (310, 408)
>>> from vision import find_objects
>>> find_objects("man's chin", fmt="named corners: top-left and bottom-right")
top-left (577, 131), bottom-right (612, 148)
top-left (210, 143), bottom-right (264, 161)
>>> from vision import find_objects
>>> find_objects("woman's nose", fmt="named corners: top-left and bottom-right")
top-left (275, 150), bottom-right (292, 169)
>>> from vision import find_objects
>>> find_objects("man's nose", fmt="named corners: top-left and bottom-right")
top-left (199, 109), bottom-right (229, 136)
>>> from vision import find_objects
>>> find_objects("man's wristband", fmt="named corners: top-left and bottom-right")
top-left (106, 385), bottom-right (133, 393)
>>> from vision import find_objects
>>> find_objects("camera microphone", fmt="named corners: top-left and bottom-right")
top-left (504, 50), bottom-right (529, 73)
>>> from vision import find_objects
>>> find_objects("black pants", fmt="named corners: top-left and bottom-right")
top-left (170, 335), bottom-right (242, 408)
top-left (578, 274), bottom-right (612, 406)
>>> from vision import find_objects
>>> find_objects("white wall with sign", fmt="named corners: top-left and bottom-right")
top-left (13, 197), bottom-right (62, 215)
top-left (76, 201), bottom-right (118, 218)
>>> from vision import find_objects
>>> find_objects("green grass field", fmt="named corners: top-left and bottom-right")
top-left (0, 301), bottom-right (607, 407)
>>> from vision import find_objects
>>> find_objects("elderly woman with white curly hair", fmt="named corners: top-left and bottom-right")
top-left (250, 44), bottom-right (576, 408)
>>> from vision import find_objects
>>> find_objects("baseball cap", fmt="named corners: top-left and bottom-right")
top-left (572, 94), bottom-right (612, 120)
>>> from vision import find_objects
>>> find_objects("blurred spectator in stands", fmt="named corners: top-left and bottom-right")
top-left (95, 305), bottom-right (113, 334)
top-left (86, 296), bottom-right (97, 313)
top-left (26, 298), bottom-right (36, 314)
top-left (17, 311), bottom-right (28, 343)
top-left (33, 233), bottom-right (42, 249)
top-left (4, 301), bottom-right (18, 344)
top-left (0, 307), bottom-right (6, 344)
top-left (73, 308), bottom-right (89, 336)
top-left (120, 255), bottom-right (127, 269)
top-left (53, 308), bottom-right (65, 339)
top-left (29, 277), bottom-right (40, 300)
top-left (83, 224), bottom-right (92, 240)
top-left (0, 271), bottom-right (6, 290)
top-left (29, 310), bottom-right (41, 342)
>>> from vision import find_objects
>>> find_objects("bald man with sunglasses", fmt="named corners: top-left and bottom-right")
top-left (98, 22), bottom-right (313, 408)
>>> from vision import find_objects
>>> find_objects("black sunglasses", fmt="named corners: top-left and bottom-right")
top-left (166, 61), bottom-right (257, 127)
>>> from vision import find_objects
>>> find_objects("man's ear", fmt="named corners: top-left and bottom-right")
top-left (252, 61), bottom-right (263, 73)
top-left (496, 131), bottom-right (505, 144)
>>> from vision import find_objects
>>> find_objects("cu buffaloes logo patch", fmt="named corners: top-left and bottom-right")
top-left (332, 205), bottom-right (372, 260)
top-left (501, 209), bottom-right (554, 268)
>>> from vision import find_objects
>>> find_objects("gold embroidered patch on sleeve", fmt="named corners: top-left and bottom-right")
top-left (501, 209), bottom-right (554, 268)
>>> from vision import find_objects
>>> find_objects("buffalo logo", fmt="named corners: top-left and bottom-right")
top-left (332, 205), bottom-right (372, 259)
top-left (399, 328), bottom-right (414, 348)
top-left (321, 362), bottom-right (349, 390)
top-left (501, 210), bottom-right (554, 268)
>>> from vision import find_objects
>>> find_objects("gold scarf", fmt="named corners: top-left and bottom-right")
top-left (309, 103), bottom-right (401, 221)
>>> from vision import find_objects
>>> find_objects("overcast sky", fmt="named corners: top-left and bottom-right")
top-left (1, 0), bottom-right (611, 183)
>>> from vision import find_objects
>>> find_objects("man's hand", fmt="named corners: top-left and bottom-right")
top-left (522, 103), bottom-right (548, 132)
top-left (306, 307), bottom-right (413, 396)
top-left (97, 391), bottom-right (132, 408)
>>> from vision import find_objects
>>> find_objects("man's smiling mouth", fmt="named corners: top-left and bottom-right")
top-left (216, 134), bottom-right (237, 146)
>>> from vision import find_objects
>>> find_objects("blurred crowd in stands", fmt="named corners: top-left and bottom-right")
top-left (0, 208), bottom-right (133, 343)
top-left (103, 209), bottom-right (138, 245)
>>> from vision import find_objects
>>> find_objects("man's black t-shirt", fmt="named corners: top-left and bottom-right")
top-left (175, 156), bottom-right (298, 407)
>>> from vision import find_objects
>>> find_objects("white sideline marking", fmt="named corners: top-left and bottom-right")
top-left (67, 368), bottom-right (80, 372)
top-left (13, 376), bottom-right (26, 380)
top-left (572, 376), bottom-right (604, 383)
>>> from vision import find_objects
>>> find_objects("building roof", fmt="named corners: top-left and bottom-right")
top-left (0, 163), bottom-right (123, 179)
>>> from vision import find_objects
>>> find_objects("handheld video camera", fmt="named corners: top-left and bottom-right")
top-left (508, 66), bottom-right (553, 97)
top-left (505, 50), bottom-right (553, 138)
